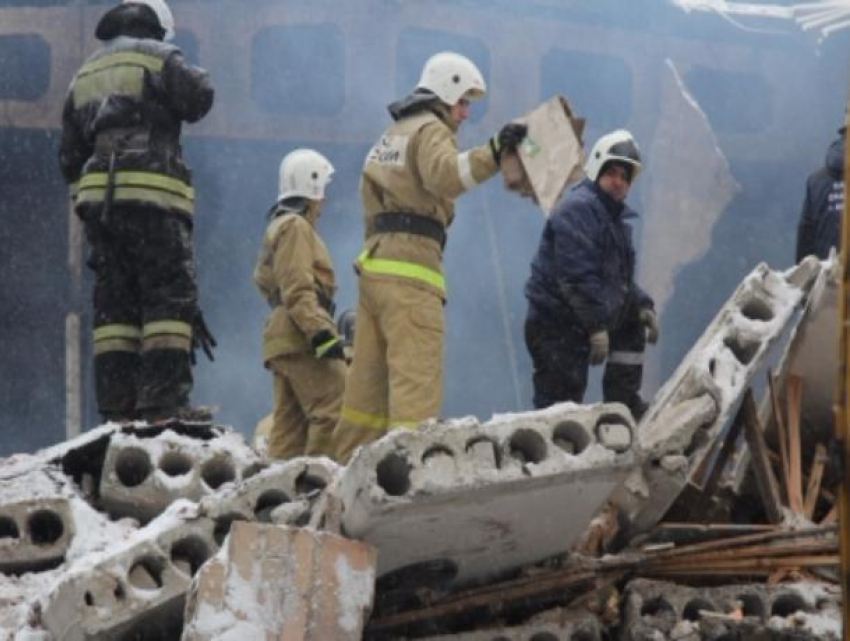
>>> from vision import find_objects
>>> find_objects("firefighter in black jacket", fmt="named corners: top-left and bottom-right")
top-left (59, 0), bottom-right (215, 423)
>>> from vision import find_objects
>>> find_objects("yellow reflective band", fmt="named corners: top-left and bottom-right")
top-left (93, 324), bottom-right (142, 342)
top-left (315, 337), bottom-right (338, 357)
top-left (357, 250), bottom-right (445, 291)
top-left (73, 67), bottom-right (144, 106)
top-left (94, 337), bottom-right (141, 356)
top-left (78, 51), bottom-right (164, 77)
top-left (340, 406), bottom-right (389, 430)
top-left (143, 320), bottom-right (192, 338)
top-left (77, 185), bottom-right (194, 216)
top-left (142, 335), bottom-right (192, 353)
top-left (79, 171), bottom-right (194, 201)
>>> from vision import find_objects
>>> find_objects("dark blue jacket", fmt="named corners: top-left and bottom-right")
top-left (796, 133), bottom-right (845, 262)
top-left (524, 178), bottom-right (652, 333)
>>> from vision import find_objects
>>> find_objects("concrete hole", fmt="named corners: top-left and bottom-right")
top-left (128, 555), bottom-right (165, 591)
top-left (465, 437), bottom-right (501, 469)
top-left (0, 516), bottom-right (19, 540)
top-left (377, 558), bottom-right (458, 592)
top-left (376, 452), bottom-right (412, 497)
top-left (683, 598), bottom-right (716, 621)
top-left (422, 445), bottom-right (455, 465)
top-left (641, 596), bottom-right (675, 618)
top-left (254, 490), bottom-right (290, 522)
top-left (771, 593), bottom-right (810, 617)
top-left (529, 634), bottom-right (558, 641)
top-left (570, 632), bottom-right (595, 641)
top-left (158, 450), bottom-right (193, 477)
top-left (816, 596), bottom-right (833, 611)
top-left (507, 429), bottom-right (548, 465)
top-left (115, 447), bottom-right (153, 487)
top-left (723, 333), bottom-right (759, 365)
top-left (201, 457), bottom-right (236, 490)
top-left (27, 510), bottom-right (64, 546)
top-left (242, 462), bottom-right (269, 480)
top-left (740, 295), bottom-right (774, 322)
top-left (170, 535), bottom-right (211, 577)
top-left (114, 581), bottom-right (125, 601)
top-left (213, 513), bottom-right (245, 547)
top-left (295, 468), bottom-right (327, 496)
top-left (594, 414), bottom-right (633, 453)
top-left (84, 591), bottom-right (94, 607)
top-left (552, 421), bottom-right (590, 455)
top-left (736, 593), bottom-right (765, 619)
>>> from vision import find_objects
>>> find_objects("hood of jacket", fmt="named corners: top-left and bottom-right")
top-left (388, 89), bottom-right (456, 131)
top-left (826, 134), bottom-right (845, 180)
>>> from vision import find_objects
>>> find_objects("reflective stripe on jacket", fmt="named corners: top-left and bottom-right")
top-left (357, 110), bottom-right (498, 298)
top-left (254, 207), bottom-right (337, 361)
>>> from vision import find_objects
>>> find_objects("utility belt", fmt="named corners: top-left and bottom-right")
top-left (94, 128), bottom-right (152, 156)
top-left (371, 211), bottom-right (446, 249)
top-left (267, 288), bottom-right (336, 317)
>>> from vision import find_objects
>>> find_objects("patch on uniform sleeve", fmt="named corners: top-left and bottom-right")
top-left (366, 134), bottom-right (409, 167)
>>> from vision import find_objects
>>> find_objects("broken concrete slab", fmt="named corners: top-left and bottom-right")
top-left (182, 522), bottom-right (376, 641)
top-left (0, 469), bottom-right (75, 574)
top-left (197, 457), bottom-right (340, 537)
top-left (40, 501), bottom-right (217, 641)
top-left (611, 259), bottom-right (821, 536)
top-left (338, 403), bottom-right (637, 589)
top-left (623, 577), bottom-right (840, 641)
top-left (98, 426), bottom-right (261, 523)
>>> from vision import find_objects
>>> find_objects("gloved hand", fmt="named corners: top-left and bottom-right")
top-left (589, 330), bottom-right (609, 365)
top-left (190, 310), bottom-right (217, 365)
top-left (639, 308), bottom-right (660, 345)
top-left (489, 123), bottom-right (528, 164)
top-left (310, 329), bottom-right (345, 360)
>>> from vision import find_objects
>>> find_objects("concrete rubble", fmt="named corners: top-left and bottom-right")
top-left (0, 259), bottom-right (843, 639)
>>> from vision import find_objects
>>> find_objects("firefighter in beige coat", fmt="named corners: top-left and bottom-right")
top-left (254, 149), bottom-right (346, 460)
top-left (332, 52), bottom-right (527, 462)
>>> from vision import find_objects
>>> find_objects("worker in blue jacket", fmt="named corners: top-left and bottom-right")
top-left (523, 129), bottom-right (658, 420)
top-left (796, 125), bottom-right (846, 262)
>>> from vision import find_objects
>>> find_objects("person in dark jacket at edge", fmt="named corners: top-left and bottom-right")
top-left (523, 129), bottom-right (659, 421)
top-left (796, 123), bottom-right (846, 262)
top-left (59, 0), bottom-right (216, 424)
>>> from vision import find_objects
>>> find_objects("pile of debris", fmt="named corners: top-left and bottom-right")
top-left (0, 256), bottom-right (842, 640)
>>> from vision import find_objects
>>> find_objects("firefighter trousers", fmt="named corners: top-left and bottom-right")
top-left (524, 301), bottom-right (647, 417)
top-left (267, 353), bottom-right (345, 460)
top-left (84, 204), bottom-right (197, 420)
top-left (332, 275), bottom-right (444, 463)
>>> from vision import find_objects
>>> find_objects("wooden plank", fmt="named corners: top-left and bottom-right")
top-left (804, 444), bottom-right (828, 520)
top-left (768, 371), bottom-right (791, 502)
top-left (740, 388), bottom-right (784, 524)
top-left (786, 375), bottom-right (805, 513)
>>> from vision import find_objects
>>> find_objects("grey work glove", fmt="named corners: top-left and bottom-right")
top-left (639, 308), bottom-right (660, 345)
top-left (589, 330), bottom-right (609, 365)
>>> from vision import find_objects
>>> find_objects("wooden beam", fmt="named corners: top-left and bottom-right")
top-left (804, 444), bottom-right (828, 520)
top-left (786, 375), bottom-right (805, 514)
top-left (740, 388), bottom-right (784, 524)
top-left (768, 371), bottom-right (791, 502)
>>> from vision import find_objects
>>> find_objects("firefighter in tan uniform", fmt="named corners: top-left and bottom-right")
top-left (254, 149), bottom-right (346, 460)
top-left (332, 52), bottom-right (527, 462)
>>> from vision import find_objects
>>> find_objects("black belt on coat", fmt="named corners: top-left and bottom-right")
top-left (371, 212), bottom-right (446, 249)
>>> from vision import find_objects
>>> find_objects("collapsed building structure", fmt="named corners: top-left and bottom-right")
top-left (0, 256), bottom-right (843, 640)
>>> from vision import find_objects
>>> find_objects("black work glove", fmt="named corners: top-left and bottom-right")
top-left (310, 329), bottom-right (345, 361)
top-left (190, 310), bottom-right (217, 365)
top-left (490, 123), bottom-right (528, 165)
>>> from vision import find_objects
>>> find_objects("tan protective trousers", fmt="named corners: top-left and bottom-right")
top-left (268, 353), bottom-right (346, 460)
top-left (332, 275), bottom-right (444, 463)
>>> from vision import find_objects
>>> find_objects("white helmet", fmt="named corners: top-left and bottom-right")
top-left (585, 129), bottom-right (642, 182)
top-left (416, 52), bottom-right (486, 106)
top-left (278, 149), bottom-right (335, 201)
top-left (124, 0), bottom-right (175, 41)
